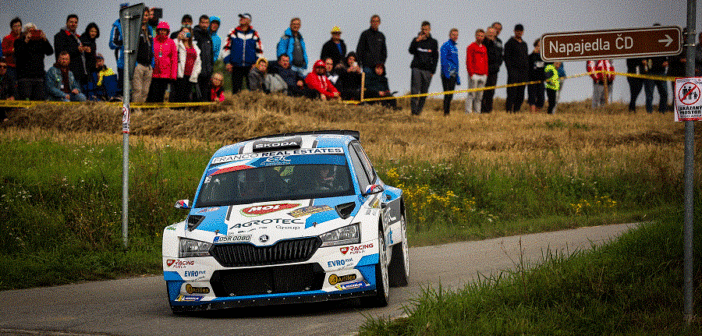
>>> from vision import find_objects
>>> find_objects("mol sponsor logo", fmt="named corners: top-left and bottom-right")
top-left (241, 203), bottom-right (300, 217)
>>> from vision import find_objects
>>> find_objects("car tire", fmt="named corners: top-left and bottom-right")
top-left (389, 214), bottom-right (409, 287)
top-left (361, 228), bottom-right (389, 307)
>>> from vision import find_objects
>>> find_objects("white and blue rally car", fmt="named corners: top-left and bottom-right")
top-left (163, 130), bottom-right (409, 312)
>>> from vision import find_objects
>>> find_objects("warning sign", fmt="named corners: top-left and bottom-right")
top-left (675, 78), bottom-right (702, 122)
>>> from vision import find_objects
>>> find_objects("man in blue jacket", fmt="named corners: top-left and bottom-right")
top-left (440, 28), bottom-right (460, 116)
top-left (276, 18), bottom-right (307, 77)
top-left (222, 13), bottom-right (263, 94)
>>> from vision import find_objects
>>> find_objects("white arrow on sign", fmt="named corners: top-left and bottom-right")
top-left (658, 34), bottom-right (673, 47)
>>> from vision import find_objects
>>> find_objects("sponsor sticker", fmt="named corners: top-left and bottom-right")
top-left (335, 281), bottom-right (369, 291)
top-left (167, 259), bottom-right (195, 268)
top-left (183, 270), bottom-right (206, 278)
top-left (261, 156), bottom-right (291, 166)
top-left (230, 218), bottom-right (303, 230)
top-left (328, 273), bottom-right (357, 285)
top-left (185, 284), bottom-right (210, 294)
top-left (176, 295), bottom-right (203, 302)
top-left (198, 207), bottom-right (220, 214)
top-left (341, 243), bottom-right (374, 255)
top-left (211, 148), bottom-right (344, 165)
top-left (288, 205), bottom-right (333, 218)
top-left (214, 235), bottom-right (251, 243)
top-left (327, 258), bottom-right (353, 268)
top-left (241, 203), bottom-right (300, 217)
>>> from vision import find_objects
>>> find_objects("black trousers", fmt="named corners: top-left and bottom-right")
top-left (481, 72), bottom-right (498, 113)
top-left (505, 71), bottom-right (527, 112)
top-left (441, 75), bottom-right (457, 115)
top-left (627, 76), bottom-right (644, 112)
top-left (231, 66), bottom-right (248, 94)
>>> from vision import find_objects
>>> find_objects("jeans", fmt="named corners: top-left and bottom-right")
top-left (466, 74), bottom-right (487, 113)
top-left (644, 72), bottom-right (667, 113)
top-left (410, 68), bottom-right (432, 115)
top-left (441, 74), bottom-right (457, 115)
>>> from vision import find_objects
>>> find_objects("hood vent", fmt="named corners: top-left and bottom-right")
top-left (335, 202), bottom-right (356, 219)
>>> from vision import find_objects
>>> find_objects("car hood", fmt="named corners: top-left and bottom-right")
top-left (189, 195), bottom-right (360, 245)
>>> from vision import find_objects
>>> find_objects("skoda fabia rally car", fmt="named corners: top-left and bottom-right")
top-left (163, 130), bottom-right (409, 312)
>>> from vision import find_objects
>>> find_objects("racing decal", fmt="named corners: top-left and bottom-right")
top-left (183, 270), bottom-right (206, 278)
top-left (241, 203), bottom-right (300, 217)
top-left (211, 148), bottom-right (344, 165)
top-left (327, 257), bottom-right (353, 268)
top-left (185, 284), bottom-right (210, 294)
top-left (335, 281), bottom-right (369, 291)
top-left (340, 243), bottom-right (374, 255)
top-left (198, 207), bottom-right (220, 213)
top-left (252, 136), bottom-right (302, 151)
top-left (289, 205), bottom-right (333, 218)
top-left (208, 164), bottom-right (255, 177)
top-left (229, 218), bottom-right (304, 230)
top-left (167, 259), bottom-right (195, 268)
top-left (214, 235), bottom-right (251, 243)
top-left (261, 156), bottom-right (291, 166)
top-left (176, 295), bottom-right (203, 302)
top-left (328, 273), bottom-right (357, 285)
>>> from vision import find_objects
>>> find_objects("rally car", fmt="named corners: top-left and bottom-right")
top-left (163, 130), bottom-right (409, 312)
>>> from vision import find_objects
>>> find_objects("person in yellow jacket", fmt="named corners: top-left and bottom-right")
top-left (545, 61), bottom-right (561, 114)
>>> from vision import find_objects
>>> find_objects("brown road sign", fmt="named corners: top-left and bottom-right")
top-left (541, 26), bottom-right (682, 61)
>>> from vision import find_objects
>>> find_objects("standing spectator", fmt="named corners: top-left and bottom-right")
top-left (626, 57), bottom-right (647, 112)
top-left (268, 54), bottom-right (305, 97)
top-left (586, 59), bottom-right (615, 109)
top-left (54, 14), bottom-right (89, 89)
top-left (305, 59), bottom-right (340, 100)
top-left (45, 51), bottom-right (86, 101)
top-left (544, 61), bottom-right (561, 114)
top-left (440, 28), bottom-right (460, 116)
top-left (209, 72), bottom-right (225, 102)
top-left (335, 52), bottom-right (363, 100)
top-left (277, 18), bottom-right (308, 77)
top-left (0, 57), bottom-right (16, 121)
top-left (172, 26), bottom-right (201, 102)
top-left (321, 26), bottom-right (346, 67)
top-left (2, 17), bottom-right (22, 82)
top-left (193, 15), bottom-right (213, 101)
top-left (356, 15), bottom-right (387, 72)
top-left (408, 21), bottom-right (438, 116)
top-left (170, 14), bottom-right (193, 39)
top-left (14, 23), bottom-right (53, 101)
top-left (147, 21), bottom-right (177, 102)
top-left (481, 23), bottom-right (503, 113)
top-left (668, 47), bottom-right (687, 103)
top-left (504, 24), bottom-right (529, 113)
top-left (364, 63), bottom-right (396, 109)
top-left (80, 22), bottom-right (100, 94)
top-left (131, 7), bottom-right (154, 103)
top-left (527, 39), bottom-right (545, 113)
top-left (109, 3), bottom-right (130, 90)
top-left (222, 13), bottom-right (263, 94)
top-left (248, 57), bottom-right (268, 92)
top-left (644, 55), bottom-right (668, 113)
top-left (148, 7), bottom-right (161, 31)
top-left (465, 28), bottom-right (488, 114)
top-left (209, 16), bottom-right (222, 63)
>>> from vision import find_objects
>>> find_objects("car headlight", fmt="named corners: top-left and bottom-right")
top-left (179, 238), bottom-right (212, 258)
top-left (319, 224), bottom-right (360, 247)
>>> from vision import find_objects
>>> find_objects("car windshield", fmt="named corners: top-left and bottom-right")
top-left (195, 155), bottom-right (354, 207)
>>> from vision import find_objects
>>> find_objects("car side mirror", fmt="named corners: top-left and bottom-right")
top-left (363, 184), bottom-right (384, 195)
top-left (175, 199), bottom-right (191, 209)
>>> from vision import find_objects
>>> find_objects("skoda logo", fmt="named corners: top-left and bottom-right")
top-left (259, 234), bottom-right (269, 243)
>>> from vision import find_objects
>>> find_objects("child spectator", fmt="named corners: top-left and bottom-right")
top-left (545, 61), bottom-right (561, 115)
top-left (248, 57), bottom-right (268, 92)
top-left (147, 21), bottom-right (177, 102)
top-left (364, 63), bottom-right (396, 109)
top-left (209, 72), bottom-right (225, 102)
top-left (171, 26), bottom-right (201, 102)
top-left (86, 54), bottom-right (120, 101)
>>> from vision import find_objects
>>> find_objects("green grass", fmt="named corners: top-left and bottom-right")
top-left (360, 210), bottom-right (702, 335)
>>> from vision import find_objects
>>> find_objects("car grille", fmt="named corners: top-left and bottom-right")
top-left (210, 237), bottom-right (322, 267)
top-left (210, 263), bottom-right (325, 297)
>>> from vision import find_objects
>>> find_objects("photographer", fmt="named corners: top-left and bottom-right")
top-left (14, 23), bottom-right (53, 100)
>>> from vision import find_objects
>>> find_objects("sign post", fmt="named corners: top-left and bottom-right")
top-left (540, 25), bottom-right (682, 61)
top-left (119, 3), bottom-right (144, 249)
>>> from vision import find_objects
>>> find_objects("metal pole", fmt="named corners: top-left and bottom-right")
top-left (683, 0), bottom-right (696, 324)
top-left (121, 16), bottom-right (132, 250)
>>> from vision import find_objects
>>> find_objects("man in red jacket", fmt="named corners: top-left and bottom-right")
top-left (304, 59), bottom-right (340, 100)
top-left (465, 28), bottom-right (488, 114)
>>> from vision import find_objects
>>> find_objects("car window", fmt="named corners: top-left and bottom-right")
top-left (349, 145), bottom-right (371, 190)
top-left (352, 142), bottom-right (376, 183)
top-left (195, 155), bottom-right (353, 207)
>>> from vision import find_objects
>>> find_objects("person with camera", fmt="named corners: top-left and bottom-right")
top-left (408, 21), bottom-right (438, 115)
top-left (14, 23), bottom-right (53, 100)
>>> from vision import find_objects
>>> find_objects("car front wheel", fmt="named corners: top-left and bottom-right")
top-left (361, 228), bottom-right (389, 307)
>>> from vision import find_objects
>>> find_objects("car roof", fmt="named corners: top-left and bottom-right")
top-left (210, 130), bottom-right (360, 159)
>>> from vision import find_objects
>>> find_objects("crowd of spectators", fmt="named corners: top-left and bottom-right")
top-left (4, 7), bottom-right (700, 116)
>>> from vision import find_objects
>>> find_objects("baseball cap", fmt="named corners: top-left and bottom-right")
top-left (238, 13), bottom-right (252, 20)
top-left (314, 59), bottom-right (326, 68)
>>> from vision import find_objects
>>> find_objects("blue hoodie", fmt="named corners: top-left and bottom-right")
top-left (440, 39), bottom-right (460, 85)
top-left (209, 16), bottom-right (221, 63)
top-left (276, 27), bottom-right (308, 70)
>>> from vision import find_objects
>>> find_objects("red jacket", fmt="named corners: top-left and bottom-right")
top-left (1, 32), bottom-right (20, 67)
top-left (305, 73), bottom-right (339, 98)
top-left (466, 42), bottom-right (488, 76)
top-left (152, 36), bottom-right (178, 80)
top-left (586, 59), bottom-right (615, 83)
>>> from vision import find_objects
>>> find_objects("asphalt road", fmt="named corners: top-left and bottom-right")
top-left (0, 223), bottom-right (636, 336)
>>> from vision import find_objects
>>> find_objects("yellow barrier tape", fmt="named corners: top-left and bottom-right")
top-left (0, 100), bottom-right (214, 108)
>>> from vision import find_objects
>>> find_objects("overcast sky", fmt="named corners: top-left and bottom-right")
top-left (1, 0), bottom-right (699, 104)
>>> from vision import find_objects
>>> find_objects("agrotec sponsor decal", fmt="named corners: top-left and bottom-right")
top-left (240, 203), bottom-right (300, 217)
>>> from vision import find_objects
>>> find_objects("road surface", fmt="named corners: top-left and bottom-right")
top-left (0, 223), bottom-right (636, 336)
